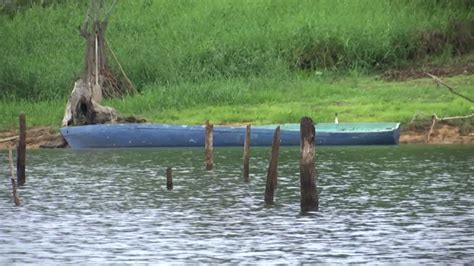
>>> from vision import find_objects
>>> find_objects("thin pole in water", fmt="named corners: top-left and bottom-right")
top-left (17, 112), bottom-right (26, 186)
top-left (166, 167), bottom-right (173, 191)
top-left (8, 144), bottom-right (20, 206)
top-left (205, 120), bottom-right (214, 171)
top-left (264, 126), bottom-right (280, 205)
top-left (243, 124), bottom-right (251, 182)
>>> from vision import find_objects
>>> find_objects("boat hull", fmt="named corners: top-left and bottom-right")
top-left (60, 123), bottom-right (400, 149)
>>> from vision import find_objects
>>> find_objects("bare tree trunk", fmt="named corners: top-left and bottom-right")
top-left (81, 1), bottom-right (109, 103)
top-left (82, 24), bottom-right (108, 102)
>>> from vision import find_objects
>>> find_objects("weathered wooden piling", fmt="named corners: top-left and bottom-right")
top-left (166, 167), bottom-right (173, 191)
top-left (17, 112), bottom-right (26, 186)
top-left (264, 126), bottom-right (280, 205)
top-left (299, 117), bottom-right (318, 212)
top-left (243, 124), bottom-right (251, 182)
top-left (8, 145), bottom-right (21, 206)
top-left (205, 120), bottom-right (214, 170)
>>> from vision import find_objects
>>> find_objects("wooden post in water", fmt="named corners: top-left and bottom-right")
top-left (8, 145), bottom-right (21, 206)
top-left (205, 120), bottom-right (214, 170)
top-left (243, 124), bottom-right (251, 182)
top-left (166, 167), bottom-right (173, 191)
top-left (264, 126), bottom-right (280, 205)
top-left (17, 112), bottom-right (26, 186)
top-left (300, 117), bottom-right (318, 212)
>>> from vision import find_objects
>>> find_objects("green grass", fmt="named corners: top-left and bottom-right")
top-left (1, 0), bottom-right (473, 100)
top-left (1, 74), bottom-right (472, 130)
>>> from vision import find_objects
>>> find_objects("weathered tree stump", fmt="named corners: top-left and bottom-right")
top-left (62, 79), bottom-right (117, 127)
top-left (264, 126), bottom-right (280, 205)
top-left (243, 124), bottom-right (251, 182)
top-left (16, 112), bottom-right (26, 186)
top-left (62, 0), bottom-right (135, 128)
top-left (300, 117), bottom-right (318, 212)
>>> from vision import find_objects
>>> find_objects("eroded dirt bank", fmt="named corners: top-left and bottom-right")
top-left (0, 127), bottom-right (65, 150)
top-left (400, 122), bottom-right (474, 144)
top-left (1, 122), bottom-right (473, 150)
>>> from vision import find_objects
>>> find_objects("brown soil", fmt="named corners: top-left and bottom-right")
top-left (382, 62), bottom-right (474, 81)
top-left (0, 122), bottom-right (472, 150)
top-left (0, 116), bottom-right (147, 150)
top-left (400, 125), bottom-right (474, 144)
top-left (0, 127), bottom-right (66, 150)
top-left (400, 122), bottom-right (474, 144)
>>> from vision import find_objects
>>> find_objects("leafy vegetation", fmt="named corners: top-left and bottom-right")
top-left (0, 0), bottom-right (472, 130)
top-left (1, 74), bottom-right (472, 130)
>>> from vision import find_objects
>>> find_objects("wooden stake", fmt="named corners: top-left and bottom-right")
top-left (166, 167), bottom-right (173, 191)
top-left (17, 112), bottom-right (26, 186)
top-left (264, 126), bottom-right (280, 205)
top-left (8, 145), bottom-right (20, 207)
top-left (205, 120), bottom-right (214, 170)
top-left (243, 124), bottom-right (251, 182)
top-left (300, 117), bottom-right (318, 212)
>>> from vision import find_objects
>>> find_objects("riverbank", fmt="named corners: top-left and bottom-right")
top-left (1, 73), bottom-right (473, 130)
top-left (400, 121), bottom-right (474, 144)
top-left (1, 120), bottom-right (472, 150)
top-left (1, 1), bottom-right (472, 144)
top-left (1, 72), bottom-right (472, 147)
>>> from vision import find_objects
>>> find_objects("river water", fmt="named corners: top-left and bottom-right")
top-left (1, 145), bottom-right (473, 263)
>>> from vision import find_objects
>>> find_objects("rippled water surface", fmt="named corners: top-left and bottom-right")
top-left (1, 145), bottom-right (473, 263)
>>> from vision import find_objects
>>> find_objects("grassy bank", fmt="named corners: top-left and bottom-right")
top-left (1, 0), bottom-right (473, 100)
top-left (0, 0), bottom-right (473, 130)
top-left (1, 74), bottom-right (472, 130)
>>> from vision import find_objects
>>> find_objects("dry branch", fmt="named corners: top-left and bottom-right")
top-left (427, 115), bottom-right (436, 143)
top-left (411, 112), bottom-right (473, 123)
top-left (426, 73), bottom-right (474, 103)
top-left (0, 136), bottom-right (19, 143)
top-left (105, 38), bottom-right (137, 94)
top-left (433, 113), bottom-right (474, 121)
top-left (103, 0), bottom-right (117, 21)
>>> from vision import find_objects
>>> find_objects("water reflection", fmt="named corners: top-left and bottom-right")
top-left (0, 145), bottom-right (473, 263)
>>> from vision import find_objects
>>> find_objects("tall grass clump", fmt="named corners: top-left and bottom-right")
top-left (0, 0), bottom-right (472, 101)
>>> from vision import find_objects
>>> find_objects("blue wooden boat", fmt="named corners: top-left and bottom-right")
top-left (60, 122), bottom-right (400, 149)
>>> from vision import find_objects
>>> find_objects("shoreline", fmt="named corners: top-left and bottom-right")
top-left (1, 121), bottom-right (473, 149)
top-left (399, 122), bottom-right (474, 145)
